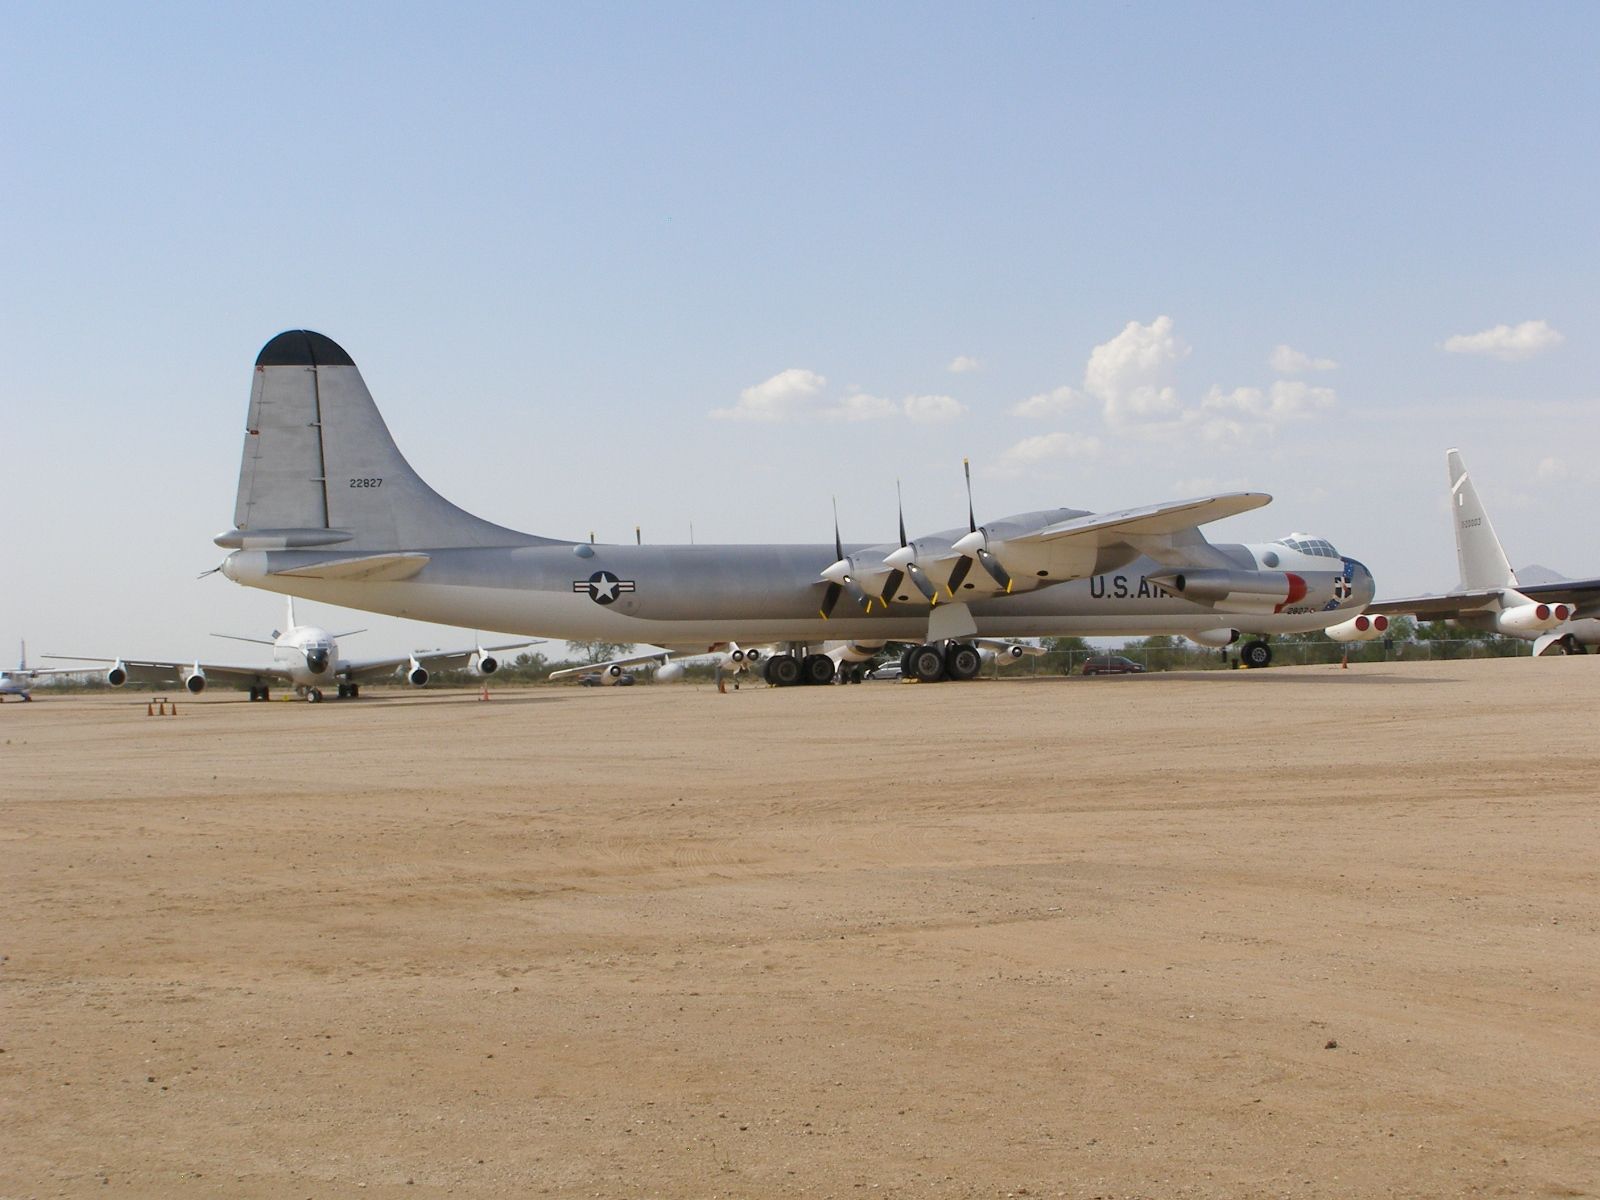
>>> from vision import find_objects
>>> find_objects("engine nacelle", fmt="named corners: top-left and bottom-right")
top-left (1151, 569), bottom-right (1306, 614)
top-left (407, 660), bottom-right (430, 687)
top-left (599, 664), bottom-right (625, 685)
top-left (1495, 602), bottom-right (1570, 636)
top-left (1186, 628), bottom-right (1240, 649)
top-left (182, 668), bottom-right (207, 694)
top-left (474, 653), bottom-right (500, 676)
top-left (656, 661), bottom-right (686, 683)
top-left (106, 662), bottom-right (128, 687)
top-left (1326, 613), bottom-right (1388, 642)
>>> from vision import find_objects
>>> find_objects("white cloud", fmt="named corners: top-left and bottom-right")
top-left (1536, 456), bottom-right (1569, 481)
top-left (992, 431), bottom-right (1103, 477)
top-left (1011, 385), bottom-right (1080, 419)
top-left (712, 372), bottom-right (965, 424)
top-left (828, 391), bottom-right (899, 422)
top-left (1442, 319), bottom-right (1564, 361)
top-left (1269, 344), bottom-right (1338, 374)
top-left (711, 368), bottom-right (828, 421)
top-left (947, 355), bottom-right (981, 374)
top-left (1083, 316), bottom-right (1188, 425)
top-left (1202, 380), bottom-right (1336, 422)
top-left (902, 394), bottom-right (966, 423)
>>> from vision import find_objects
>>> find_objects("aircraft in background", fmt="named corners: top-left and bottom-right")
top-left (49, 599), bottom-right (540, 702)
top-left (210, 330), bottom-right (1375, 679)
top-left (1360, 450), bottom-right (1600, 655)
top-left (0, 642), bottom-right (90, 702)
top-left (550, 636), bottom-right (1045, 686)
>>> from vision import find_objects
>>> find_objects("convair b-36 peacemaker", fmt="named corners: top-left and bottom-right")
top-left (213, 331), bottom-right (1376, 679)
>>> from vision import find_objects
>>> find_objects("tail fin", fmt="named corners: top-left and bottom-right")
top-left (1448, 448), bottom-right (1516, 590)
top-left (286, 596), bottom-right (297, 633)
top-left (218, 331), bottom-right (556, 552)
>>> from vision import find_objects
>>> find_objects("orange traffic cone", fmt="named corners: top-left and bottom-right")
top-left (480, 685), bottom-right (490, 701)
top-left (146, 700), bottom-right (154, 716)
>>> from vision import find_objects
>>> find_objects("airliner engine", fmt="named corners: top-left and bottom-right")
top-left (473, 653), bottom-right (500, 675)
top-left (1149, 570), bottom-right (1307, 614)
top-left (407, 659), bottom-right (430, 687)
top-left (182, 668), bottom-right (207, 694)
top-left (106, 662), bottom-right (128, 687)
top-left (656, 661), bottom-right (686, 682)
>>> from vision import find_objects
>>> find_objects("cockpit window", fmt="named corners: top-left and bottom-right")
top-left (1277, 533), bottom-right (1340, 558)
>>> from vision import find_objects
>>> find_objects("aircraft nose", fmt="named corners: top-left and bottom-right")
top-left (306, 648), bottom-right (330, 674)
top-left (1347, 559), bottom-right (1376, 606)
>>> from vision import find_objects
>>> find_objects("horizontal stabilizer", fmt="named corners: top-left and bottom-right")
top-left (272, 553), bottom-right (431, 582)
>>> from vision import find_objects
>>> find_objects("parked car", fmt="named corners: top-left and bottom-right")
top-left (864, 662), bottom-right (904, 681)
top-left (1080, 655), bottom-right (1146, 676)
top-left (578, 671), bottom-right (636, 686)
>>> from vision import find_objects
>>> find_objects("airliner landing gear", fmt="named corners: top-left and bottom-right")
top-left (248, 686), bottom-right (270, 702)
top-left (336, 683), bottom-right (360, 699)
top-left (1241, 640), bottom-right (1272, 669)
top-left (306, 688), bottom-right (324, 703)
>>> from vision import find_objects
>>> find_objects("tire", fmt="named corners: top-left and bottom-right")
top-left (908, 643), bottom-right (947, 683)
top-left (802, 654), bottom-right (836, 686)
top-left (945, 643), bottom-right (983, 681)
top-left (899, 646), bottom-right (916, 675)
top-left (1241, 641), bottom-right (1272, 669)
top-left (307, 688), bottom-right (323, 703)
top-left (765, 655), bottom-right (802, 687)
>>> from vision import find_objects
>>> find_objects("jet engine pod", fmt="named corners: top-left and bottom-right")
top-left (106, 662), bottom-right (128, 687)
top-left (408, 662), bottom-right (430, 687)
top-left (1186, 628), bottom-right (1240, 649)
top-left (1494, 603), bottom-right (1566, 636)
top-left (476, 654), bottom-right (500, 675)
top-left (182, 670), bottom-right (207, 694)
top-left (656, 661), bottom-right (686, 683)
top-left (1151, 569), bottom-right (1306, 614)
top-left (1326, 613), bottom-right (1388, 642)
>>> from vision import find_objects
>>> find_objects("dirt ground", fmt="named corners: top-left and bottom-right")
top-left (3, 657), bottom-right (1598, 1199)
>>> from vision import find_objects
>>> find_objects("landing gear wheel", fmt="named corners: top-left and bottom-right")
top-left (899, 646), bottom-right (916, 675)
top-left (908, 643), bottom-right (948, 683)
top-left (307, 688), bottom-right (323, 703)
top-left (945, 642), bottom-right (983, 681)
top-left (764, 654), bottom-right (802, 687)
top-left (248, 686), bottom-right (261, 702)
top-left (337, 683), bottom-right (351, 699)
top-left (1241, 641), bottom-right (1272, 669)
top-left (801, 654), bottom-right (836, 686)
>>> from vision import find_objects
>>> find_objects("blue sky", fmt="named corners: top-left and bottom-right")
top-left (4, 3), bottom-right (1597, 660)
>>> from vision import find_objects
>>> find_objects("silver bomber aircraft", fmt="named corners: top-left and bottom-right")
top-left (1362, 449), bottom-right (1600, 655)
top-left (212, 331), bottom-right (1375, 678)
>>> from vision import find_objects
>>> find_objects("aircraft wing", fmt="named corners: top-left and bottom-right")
top-left (43, 656), bottom-right (289, 684)
top-left (548, 648), bottom-right (673, 681)
top-left (338, 640), bottom-right (543, 682)
top-left (974, 638), bottom-right (1047, 657)
top-left (1014, 493), bottom-right (1272, 545)
top-left (1366, 576), bottom-right (1600, 621)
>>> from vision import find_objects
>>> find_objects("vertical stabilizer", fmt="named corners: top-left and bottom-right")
top-left (286, 597), bottom-right (298, 634)
top-left (228, 331), bottom-right (554, 552)
top-left (1448, 449), bottom-right (1516, 590)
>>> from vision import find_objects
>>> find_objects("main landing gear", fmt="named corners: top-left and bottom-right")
top-left (899, 641), bottom-right (983, 683)
top-left (761, 653), bottom-right (836, 687)
top-left (247, 685), bottom-right (272, 702)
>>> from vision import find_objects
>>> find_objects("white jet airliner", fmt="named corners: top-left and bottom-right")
top-left (50, 600), bottom-right (539, 702)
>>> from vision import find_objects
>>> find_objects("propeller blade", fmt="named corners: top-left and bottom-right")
top-left (963, 457), bottom-right (977, 534)
top-left (905, 562), bottom-right (940, 605)
top-left (833, 497), bottom-right (844, 563)
top-left (976, 547), bottom-right (1014, 592)
top-left (880, 568), bottom-right (905, 605)
top-left (945, 554), bottom-right (973, 597)
top-left (843, 576), bottom-right (873, 611)
top-left (896, 480), bottom-right (908, 549)
top-left (819, 581), bottom-right (843, 619)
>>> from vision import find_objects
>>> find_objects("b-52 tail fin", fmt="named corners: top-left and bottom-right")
top-left (1447, 448), bottom-right (1516, 591)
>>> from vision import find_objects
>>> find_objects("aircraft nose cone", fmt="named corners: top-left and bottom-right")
top-left (306, 649), bottom-right (329, 674)
top-left (1346, 560), bottom-right (1376, 606)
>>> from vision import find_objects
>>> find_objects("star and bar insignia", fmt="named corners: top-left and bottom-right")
top-left (573, 570), bottom-right (636, 605)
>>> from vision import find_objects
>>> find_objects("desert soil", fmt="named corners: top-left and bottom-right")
top-left (3, 657), bottom-right (1598, 1198)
